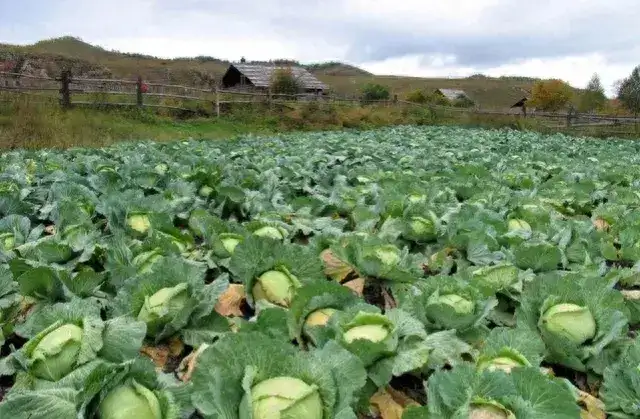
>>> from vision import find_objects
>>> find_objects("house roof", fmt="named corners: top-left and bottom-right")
top-left (511, 97), bottom-right (528, 107)
top-left (435, 88), bottom-right (470, 101)
top-left (501, 88), bottom-right (530, 108)
top-left (228, 63), bottom-right (328, 90)
top-left (466, 87), bottom-right (529, 110)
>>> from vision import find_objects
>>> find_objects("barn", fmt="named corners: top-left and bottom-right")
top-left (221, 63), bottom-right (328, 95)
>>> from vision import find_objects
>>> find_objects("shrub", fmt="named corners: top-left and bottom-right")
top-left (530, 79), bottom-right (574, 111)
top-left (406, 89), bottom-right (429, 103)
top-left (271, 68), bottom-right (302, 96)
top-left (452, 94), bottom-right (475, 108)
top-left (361, 83), bottom-right (390, 104)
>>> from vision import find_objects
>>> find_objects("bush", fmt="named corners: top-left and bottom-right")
top-left (530, 79), bottom-right (574, 111)
top-left (402, 106), bottom-right (439, 125)
top-left (431, 94), bottom-right (451, 106)
top-left (452, 94), bottom-right (475, 108)
top-left (361, 83), bottom-right (390, 104)
top-left (617, 66), bottom-right (640, 116)
top-left (271, 68), bottom-right (302, 96)
top-left (578, 73), bottom-right (607, 113)
top-left (406, 89), bottom-right (429, 104)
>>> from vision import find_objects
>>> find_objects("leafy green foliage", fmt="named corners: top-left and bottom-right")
top-left (1, 125), bottom-right (640, 417)
top-left (190, 332), bottom-right (367, 419)
top-left (516, 274), bottom-right (628, 373)
top-left (270, 67), bottom-right (302, 95)
top-left (405, 89), bottom-right (428, 103)
top-left (601, 336), bottom-right (640, 418)
top-left (530, 79), bottom-right (574, 111)
top-left (579, 73), bottom-right (607, 112)
top-left (451, 94), bottom-right (475, 108)
top-left (424, 364), bottom-right (581, 418)
top-left (616, 65), bottom-right (640, 115)
top-left (360, 83), bottom-right (390, 103)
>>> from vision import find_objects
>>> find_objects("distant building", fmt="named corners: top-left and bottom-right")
top-left (509, 96), bottom-right (529, 115)
top-left (221, 63), bottom-right (328, 94)
top-left (504, 88), bottom-right (531, 114)
top-left (434, 88), bottom-right (471, 101)
top-left (510, 97), bottom-right (528, 108)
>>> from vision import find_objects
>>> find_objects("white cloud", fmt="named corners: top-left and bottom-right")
top-left (360, 54), bottom-right (476, 78)
top-left (361, 53), bottom-right (630, 97)
top-left (484, 55), bottom-right (631, 96)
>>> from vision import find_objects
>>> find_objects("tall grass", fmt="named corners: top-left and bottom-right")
top-left (1, 93), bottom-right (636, 150)
top-left (0, 93), bottom-right (162, 149)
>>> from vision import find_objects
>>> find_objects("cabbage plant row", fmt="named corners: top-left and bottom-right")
top-left (0, 126), bottom-right (639, 418)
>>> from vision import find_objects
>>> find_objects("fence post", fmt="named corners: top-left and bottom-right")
top-left (566, 105), bottom-right (575, 128)
top-left (215, 87), bottom-right (220, 118)
top-left (136, 75), bottom-right (144, 107)
top-left (59, 70), bottom-right (71, 109)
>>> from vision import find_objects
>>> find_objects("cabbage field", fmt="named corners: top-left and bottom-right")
top-left (0, 125), bottom-right (640, 418)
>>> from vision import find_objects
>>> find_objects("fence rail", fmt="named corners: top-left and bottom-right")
top-left (1, 71), bottom-right (639, 135)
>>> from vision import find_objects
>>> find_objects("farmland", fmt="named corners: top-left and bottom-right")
top-left (0, 125), bottom-right (639, 418)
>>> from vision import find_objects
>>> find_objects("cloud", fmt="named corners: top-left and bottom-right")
top-left (1, 0), bottom-right (638, 94)
top-left (360, 53), bottom-right (629, 96)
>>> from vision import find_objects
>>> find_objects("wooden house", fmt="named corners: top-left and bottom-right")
top-left (221, 63), bottom-right (328, 95)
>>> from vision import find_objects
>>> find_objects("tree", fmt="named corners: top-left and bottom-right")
top-left (452, 93), bottom-right (475, 108)
top-left (406, 89), bottom-right (429, 103)
top-left (578, 73), bottom-right (607, 112)
top-left (270, 67), bottom-right (301, 95)
top-left (530, 79), bottom-right (574, 111)
top-left (617, 65), bottom-right (640, 116)
top-left (361, 83), bottom-right (390, 103)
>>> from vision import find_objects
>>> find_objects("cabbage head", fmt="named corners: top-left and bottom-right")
top-left (137, 283), bottom-right (190, 337)
top-left (253, 226), bottom-right (287, 240)
top-left (540, 303), bottom-right (596, 345)
top-left (99, 379), bottom-right (163, 419)
top-left (127, 213), bottom-right (151, 234)
top-left (239, 376), bottom-right (323, 419)
top-left (29, 323), bottom-right (83, 381)
top-left (252, 267), bottom-right (301, 308)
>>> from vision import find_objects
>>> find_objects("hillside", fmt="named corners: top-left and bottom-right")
top-left (0, 36), bottom-right (559, 109)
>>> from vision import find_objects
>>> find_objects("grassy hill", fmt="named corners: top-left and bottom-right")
top-left (0, 36), bottom-right (569, 109)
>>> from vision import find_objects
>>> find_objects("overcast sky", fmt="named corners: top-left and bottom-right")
top-left (2, 0), bottom-right (639, 95)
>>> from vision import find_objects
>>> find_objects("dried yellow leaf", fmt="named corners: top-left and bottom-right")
top-left (321, 248), bottom-right (354, 283)
top-left (343, 277), bottom-right (365, 296)
top-left (215, 284), bottom-right (246, 317)
top-left (140, 345), bottom-right (170, 370)
top-left (578, 390), bottom-right (606, 419)
top-left (370, 387), bottom-right (420, 419)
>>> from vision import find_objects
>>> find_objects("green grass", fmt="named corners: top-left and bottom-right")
top-left (0, 94), bottom-right (280, 149)
top-left (2, 90), bottom-right (637, 150)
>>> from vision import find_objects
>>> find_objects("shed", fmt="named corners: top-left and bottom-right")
top-left (221, 63), bottom-right (328, 93)
top-left (505, 89), bottom-right (531, 114)
top-left (511, 97), bottom-right (528, 108)
top-left (434, 88), bottom-right (471, 101)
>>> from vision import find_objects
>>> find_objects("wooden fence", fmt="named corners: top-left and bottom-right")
top-left (1, 71), bottom-right (639, 136)
top-left (0, 70), bottom-right (379, 116)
